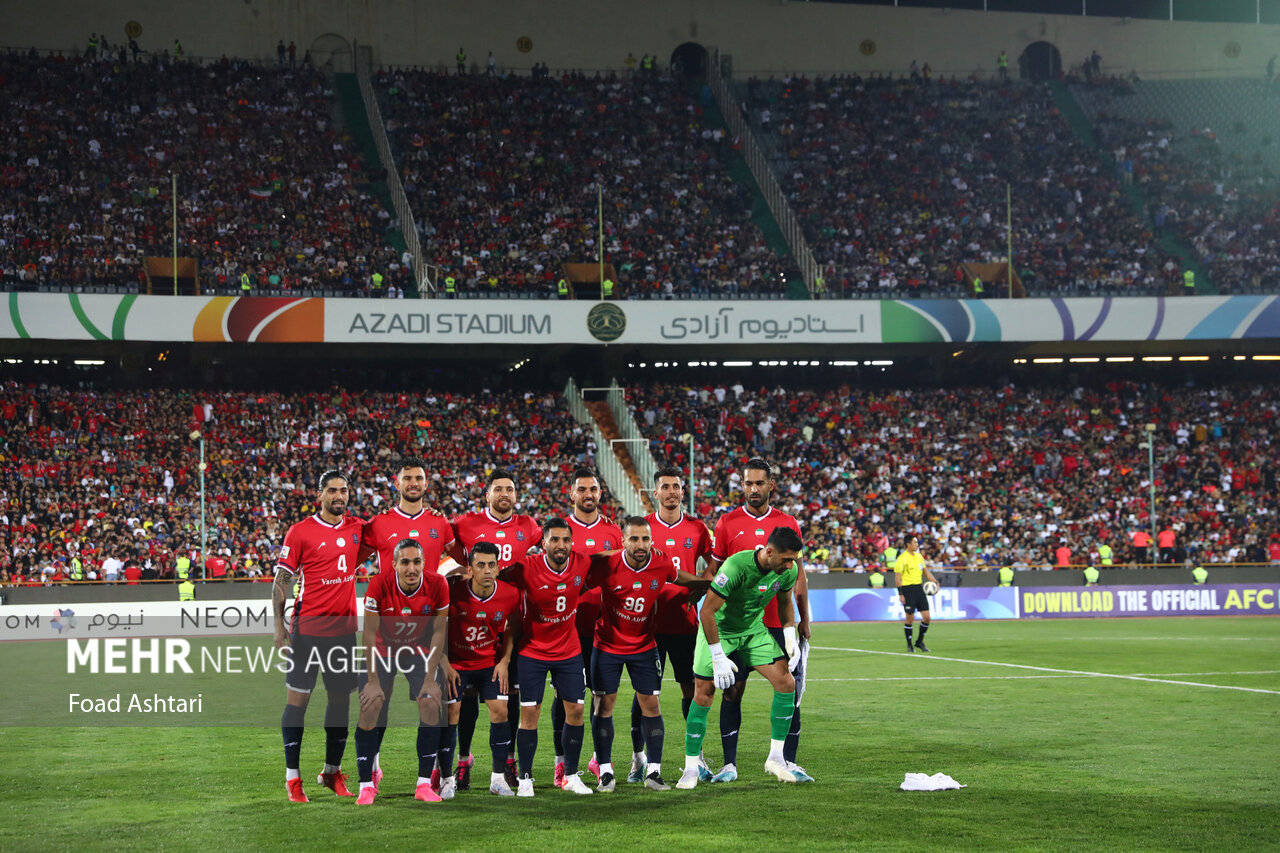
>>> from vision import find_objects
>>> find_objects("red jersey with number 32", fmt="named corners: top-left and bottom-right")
top-left (363, 569), bottom-right (449, 653)
top-left (452, 509), bottom-right (541, 567)
top-left (568, 515), bottom-right (623, 640)
top-left (647, 512), bottom-right (712, 635)
top-left (587, 552), bottom-right (678, 655)
top-left (277, 515), bottom-right (365, 637)
top-left (711, 506), bottom-right (802, 629)
top-left (503, 551), bottom-right (590, 661)
top-left (361, 507), bottom-right (455, 574)
top-left (448, 576), bottom-right (520, 671)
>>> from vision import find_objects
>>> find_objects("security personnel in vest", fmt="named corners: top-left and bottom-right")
top-left (602, 278), bottom-right (614, 299)
top-left (240, 272), bottom-right (251, 295)
top-left (814, 275), bottom-right (826, 299)
top-left (1083, 565), bottom-right (1100, 586)
top-left (998, 565), bottom-right (1015, 587)
top-left (641, 54), bottom-right (653, 75)
top-left (456, 48), bottom-right (467, 75)
top-left (1183, 269), bottom-right (1195, 295)
top-left (179, 579), bottom-right (197, 601)
top-left (444, 275), bottom-right (456, 298)
top-left (869, 569), bottom-right (885, 589)
top-left (997, 50), bottom-right (1008, 80)
top-left (972, 275), bottom-right (984, 297)
top-left (557, 278), bottom-right (569, 298)
top-left (1191, 565), bottom-right (1208, 585)
top-left (1097, 543), bottom-right (1113, 566)
top-left (370, 271), bottom-right (384, 297)
top-left (175, 554), bottom-right (191, 581)
top-left (70, 556), bottom-right (84, 582)
top-left (883, 544), bottom-right (899, 570)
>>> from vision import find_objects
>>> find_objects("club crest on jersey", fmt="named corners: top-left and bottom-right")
top-left (684, 538), bottom-right (693, 549)
top-left (772, 581), bottom-right (780, 591)
top-left (494, 611), bottom-right (503, 621)
top-left (516, 531), bottom-right (525, 541)
top-left (574, 576), bottom-right (583, 586)
top-left (650, 580), bottom-right (660, 590)
top-left (430, 529), bottom-right (439, 539)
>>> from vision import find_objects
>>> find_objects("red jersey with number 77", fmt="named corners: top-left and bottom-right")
top-left (276, 515), bottom-right (365, 637)
top-left (587, 551), bottom-right (678, 655)
top-left (711, 506), bottom-right (802, 630)
top-left (447, 575), bottom-right (520, 671)
top-left (363, 569), bottom-right (449, 653)
top-left (502, 551), bottom-right (591, 661)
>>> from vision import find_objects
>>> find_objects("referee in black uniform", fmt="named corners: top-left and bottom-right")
top-left (893, 536), bottom-right (940, 653)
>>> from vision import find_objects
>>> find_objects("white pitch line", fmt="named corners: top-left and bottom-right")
top-left (810, 646), bottom-right (1280, 695)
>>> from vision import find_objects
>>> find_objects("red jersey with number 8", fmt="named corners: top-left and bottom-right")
top-left (502, 552), bottom-right (590, 661)
top-left (448, 576), bottom-right (520, 671)
top-left (276, 515), bottom-right (365, 637)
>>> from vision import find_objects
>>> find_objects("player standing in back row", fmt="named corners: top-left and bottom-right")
top-left (273, 470), bottom-right (365, 803)
top-left (704, 458), bottom-right (812, 783)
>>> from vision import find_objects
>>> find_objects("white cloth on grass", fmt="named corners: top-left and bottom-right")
top-left (900, 772), bottom-right (966, 791)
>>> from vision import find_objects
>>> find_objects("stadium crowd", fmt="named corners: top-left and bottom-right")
top-left (4, 376), bottom-right (1278, 586)
top-left (378, 69), bottom-right (799, 298)
top-left (0, 51), bottom-right (405, 296)
top-left (1074, 83), bottom-right (1280, 295)
top-left (0, 383), bottom-right (605, 584)
top-left (741, 74), bottom-right (1179, 297)
top-left (630, 378), bottom-right (1280, 571)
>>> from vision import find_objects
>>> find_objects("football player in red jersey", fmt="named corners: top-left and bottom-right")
top-left (352, 539), bottom-right (451, 805)
top-left (449, 469), bottom-right (540, 788)
top-left (627, 465), bottom-right (714, 783)
top-left (356, 458), bottom-right (455, 783)
top-left (585, 516), bottom-right (706, 792)
top-left (556, 467), bottom-right (622, 786)
top-left (503, 518), bottom-right (594, 797)
top-left (438, 541), bottom-right (521, 796)
top-left (704, 458), bottom-right (812, 784)
top-left (273, 470), bottom-right (365, 803)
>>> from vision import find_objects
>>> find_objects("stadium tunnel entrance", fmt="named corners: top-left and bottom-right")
top-left (1020, 41), bottom-right (1062, 80)
top-left (671, 43), bottom-right (707, 78)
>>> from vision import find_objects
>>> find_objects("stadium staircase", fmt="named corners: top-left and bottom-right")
top-left (333, 72), bottom-right (412, 291)
top-left (1052, 79), bottom-right (1210, 294)
top-left (563, 379), bottom-right (652, 516)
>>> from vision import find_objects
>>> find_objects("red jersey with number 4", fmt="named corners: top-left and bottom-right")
top-left (361, 507), bottom-right (455, 574)
top-left (568, 515), bottom-right (623, 640)
top-left (363, 569), bottom-right (449, 653)
top-left (448, 576), bottom-right (520, 671)
top-left (452, 509), bottom-right (541, 567)
top-left (587, 552), bottom-right (678, 655)
top-left (277, 515), bottom-right (365, 637)
top-left (503, 552), bottom-right (591, 661)
top-left (711, 506), bottom-right (803, 629)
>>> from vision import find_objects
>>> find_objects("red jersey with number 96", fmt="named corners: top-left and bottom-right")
top-left (276, 515), bottom-right (365, 637)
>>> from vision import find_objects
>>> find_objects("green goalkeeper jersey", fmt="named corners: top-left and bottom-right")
top-left (709, 549), bottom-right (797, 638)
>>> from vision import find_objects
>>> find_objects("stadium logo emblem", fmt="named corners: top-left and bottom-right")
top-left (587, 303), bottom-right (626, 343)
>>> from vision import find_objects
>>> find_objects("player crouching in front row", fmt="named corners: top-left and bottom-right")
top-left (678, 527), bottom-right (806, 789)
top-left (353, 538), bottom-right (451, 805)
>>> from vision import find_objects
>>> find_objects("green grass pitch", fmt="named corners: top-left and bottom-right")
top-left (4, 617), bottom-right (1278, 852)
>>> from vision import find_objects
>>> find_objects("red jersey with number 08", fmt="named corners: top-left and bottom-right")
top-left (587, 552), bottom-right (678, 655)
top-left (447, 575), bottom-right (520, 671)
top-left (568, 515), bottom-right (623, 641)
top-left (502, 551), bottom-right (590, 661)
top-left (363, 569), bottom-right (449, 653)
top-left (361, 507), bottom-right (455, 574)
top-left (452, 509), bottom-right (541, 567)
top-left (711, 506), bottom-right (803, 629)
top-left (277, 515), bottom-right (365, 637)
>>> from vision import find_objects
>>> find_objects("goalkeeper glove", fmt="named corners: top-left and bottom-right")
top-left (783, 626), bottom-right (800, 672)
top-left (709, 642), bottom-right (738, 690)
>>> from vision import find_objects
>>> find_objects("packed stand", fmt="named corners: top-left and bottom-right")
top-left (0, 384), bottom-right (618, 585)
top-left (377, 69), bottom-right (799, 297)
top-left (629, 379), bottom-right (1279, 571)
top-left (1072, 78), bottom-right (1280, 295)
top-left (741, 74), bottom-right (1176, 297)
top-left (0, 50), bottom-right (404, 296)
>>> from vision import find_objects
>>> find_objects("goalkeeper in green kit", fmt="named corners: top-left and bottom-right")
top-left (677, 527), bottom-right (805, 789)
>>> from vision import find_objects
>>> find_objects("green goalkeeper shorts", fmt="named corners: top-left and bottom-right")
top-left (692, 626), bottom-right (785, 680)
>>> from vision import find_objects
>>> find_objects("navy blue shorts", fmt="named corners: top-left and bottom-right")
top-left (355, 645), bottom-right (436, 701)
top-left (286, 632), bottom-right (358, 695)
top-left (449, 666), bottom-right (506, 703)
top-left (656, 632), bottom-right (696, 684)
top-left (517, 653), bottom-right (585, 706)
top-left (591, 647), bottom-right (662, 696)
